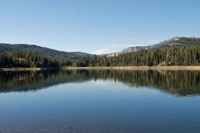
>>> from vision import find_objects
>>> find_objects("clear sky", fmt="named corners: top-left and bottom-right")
top-left (0, 0), bottom-right (200, 54)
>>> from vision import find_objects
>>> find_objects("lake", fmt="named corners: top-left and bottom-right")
top-left (0, 70), bottom-right (200, 133)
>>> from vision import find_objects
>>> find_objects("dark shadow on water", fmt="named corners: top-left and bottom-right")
top-left (0, 69), bottom-right (200, 96)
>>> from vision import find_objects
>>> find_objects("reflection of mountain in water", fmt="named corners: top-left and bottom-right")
top-left (0, 70), bottom-right (200, 96)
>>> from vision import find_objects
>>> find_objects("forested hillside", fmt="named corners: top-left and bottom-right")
top-left (0, 43), bottom-right (90, 59)
top-left (2, 45), bottom-right (200, 68)
top-left (106, 37), bottom-right (200, 57)
top-left (0, 51), bottom-right (72, 68)
top-left (75, 45), bottom-right (200, 66)
top-left (153, 37), bottom-right (200, 48)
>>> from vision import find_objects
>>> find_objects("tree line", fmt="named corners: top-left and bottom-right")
top-left (1, 45), bottom-right (200, 68)
top-left (74, 45), bottom-right (200, 66)
top-left (0, 50), bottom-right (72, 68)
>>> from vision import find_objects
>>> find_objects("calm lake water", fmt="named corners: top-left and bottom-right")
top-left (0, 70), bottom-right (200, 133)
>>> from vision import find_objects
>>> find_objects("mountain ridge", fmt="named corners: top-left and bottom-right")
top-left (106, 37), bottom-right (200, 57)
top-left (0, 43), bottom-right (91, 59)
top-left (1, 37), bottom-right (200, 59)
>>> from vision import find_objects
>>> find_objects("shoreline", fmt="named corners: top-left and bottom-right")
top-left (63, 66), bottom-right (200, 71)
top-left (0, 67), bottom-right (48, 71)
top-left (2, 66), bottom-right (200, 71)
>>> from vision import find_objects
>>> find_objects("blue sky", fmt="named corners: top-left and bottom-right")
top-left (0, 0), bottom-right (200, 54)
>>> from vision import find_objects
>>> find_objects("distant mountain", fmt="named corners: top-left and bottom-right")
top-left (0, 43), bottom-right (91, 59)
top-left (106, 37), bottom-right (200, 57)
top-left (153, 37), bottom-right (200, 48)
top-left (106, 46), bottom-right (152, 57)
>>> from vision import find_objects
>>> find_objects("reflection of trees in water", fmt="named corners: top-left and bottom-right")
top-left (0, 70), bottom-right (83, 92)
top-left (0, 70), bottom-right (200, 96)
top-left (81, 70), bottom-right (200, 96)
